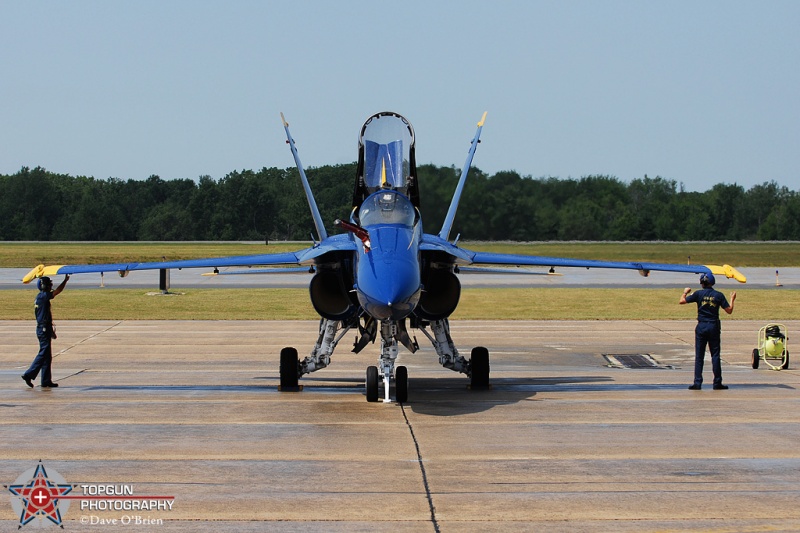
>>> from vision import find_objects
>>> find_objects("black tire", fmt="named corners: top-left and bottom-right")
top-left (279, 347), bottom-right (300, 391)
top-left (395, 366), bottom-right (408, 403)
top-left (751, 348), bottom-right (760, 369)
top-left (366, 366), bottom-right (379, 402)
top-left (470, 346), bottom-right (490, 389)
top-left (782, 351), bottom-right (790, 370)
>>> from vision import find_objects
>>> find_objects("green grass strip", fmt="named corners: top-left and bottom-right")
top-left (2, 288), bottom-right (797, 321)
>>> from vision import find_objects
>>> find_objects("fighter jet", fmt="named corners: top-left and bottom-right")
top-left (23, 111), bottom-right (746, 402)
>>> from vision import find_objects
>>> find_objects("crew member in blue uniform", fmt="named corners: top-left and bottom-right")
top-left (22, 275), bottom-right (69, 388)
top-left (680, 273), bottom-right (736, 390)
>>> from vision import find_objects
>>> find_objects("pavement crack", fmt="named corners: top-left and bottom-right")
top-left (644, 321), bottom-right (693, 346)
top-left (401, 404), bottom-right (440, 533)
top-left (54, 321), bottom-right (124, 359)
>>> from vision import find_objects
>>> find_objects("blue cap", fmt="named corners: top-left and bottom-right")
top-left (700, 272), bottom-right (716, 286)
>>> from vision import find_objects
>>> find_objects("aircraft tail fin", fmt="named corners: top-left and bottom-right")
top-left (281, 113), bottom-right (328, 241)
top-left (438, 112), bottom-right (487, 241)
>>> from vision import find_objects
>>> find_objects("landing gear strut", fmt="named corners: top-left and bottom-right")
top-left (279, 318), bottom-right (352, 391)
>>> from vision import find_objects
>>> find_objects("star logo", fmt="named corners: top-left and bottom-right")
top-left (7, 462), bottom-right (74, 529)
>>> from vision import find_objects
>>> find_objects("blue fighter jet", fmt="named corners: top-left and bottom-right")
top-left (24, 111), bottom-right (746, 403)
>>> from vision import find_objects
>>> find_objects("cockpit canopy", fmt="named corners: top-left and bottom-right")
top-left (353, 112), bottom-right (419, 208)
top-left (364, 139), bottom-right (405, 190)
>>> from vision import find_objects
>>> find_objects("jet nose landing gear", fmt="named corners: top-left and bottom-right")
top-left (365, 365), bottom-right (408, 403)
top-left (364, 320), bottom-right (411, 403)
top-left (395, 366), bottom-right (408, 403)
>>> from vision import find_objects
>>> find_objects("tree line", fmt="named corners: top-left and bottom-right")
top-left (1, 165), bottom-right (798, 241)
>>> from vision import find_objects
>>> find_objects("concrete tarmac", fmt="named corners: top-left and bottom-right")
top-left (2, 319), bottom-right (799, 531)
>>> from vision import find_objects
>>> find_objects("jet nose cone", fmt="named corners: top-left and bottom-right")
top-left (368, 300), bottom-right (416, 321)
top-left (358, 280), bottom-right (421, 321)
top-left (368, 303), bottom-right (395, 321)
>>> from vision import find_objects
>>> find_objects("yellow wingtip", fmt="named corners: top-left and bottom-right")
top-left (478, 111), bottom-right (487, 127)
top-left (280, 112), bottom-right (288, 127)
top-left (22, 265), bottom-right (45, 284)
top-left (22, 264), bottom-right (66, 284)
top-left (706, 264), bottom-right (747, 284)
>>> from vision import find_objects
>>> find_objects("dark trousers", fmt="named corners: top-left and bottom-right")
top-left (694, 321), bottom-right (722, 386)
top-left (23, 325), bottom-right (53, 385)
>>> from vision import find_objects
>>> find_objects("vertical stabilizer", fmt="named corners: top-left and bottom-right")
top-left (281, 113), bottom-right (328, 241)
top-left (438, 112), bottom-right (487, 241)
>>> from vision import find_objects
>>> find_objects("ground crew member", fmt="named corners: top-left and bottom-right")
top-left (680, 273), bottom-right (735, 390)
top-left (22, 275), bottom-right (69, 388)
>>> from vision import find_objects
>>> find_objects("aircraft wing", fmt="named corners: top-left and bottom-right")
top-left (420, 236), bottom-right (747, 283)
top-left (22, 235), bottom-right (357, 284)
top-left (468, 250), bottom-right (747, 282)
top-left (457, 266), bottom-right (561, 276)
top-left (203, 267), bottom-right (312, 276)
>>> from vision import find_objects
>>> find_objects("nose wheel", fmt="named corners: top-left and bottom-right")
top-left (365, 365), bottom-right (408, 403)
top-left (366, 366), bottom-right (379, 402)
top-left (395, 366), bottom-right (408, 403)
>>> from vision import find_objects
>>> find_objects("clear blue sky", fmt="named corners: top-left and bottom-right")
top-left (2, 1), bottom-right (798, 192)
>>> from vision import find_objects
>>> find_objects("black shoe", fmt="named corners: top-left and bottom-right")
top-left (688, 384), bottom-right (701, 390)
top-left (21, 375), bottom-right (33, 388)
top-left (42, 382), bottom-right (59, 388)
top-left (713, 384), bottom-right (729, 390)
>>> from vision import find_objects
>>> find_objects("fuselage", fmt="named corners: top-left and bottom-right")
top-left (354, 190), bottom-right (422, 320)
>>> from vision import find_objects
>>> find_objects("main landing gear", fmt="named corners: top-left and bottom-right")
top-left (278, 317), bottom-right (490, 402)
top-left (279, 319), bottom-right (346, 391)
top-left (418, 318), bottom-right (490, 390)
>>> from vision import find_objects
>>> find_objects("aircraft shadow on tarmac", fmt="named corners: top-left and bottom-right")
top-left (81, 378), bottom-right (794, 418)
top-left (277, 375), bottom-right (620, 416)
top-left (84, 385), bottom-right (273, 392)
top-left (83, 376), bottom-right (611, 416)
top-left (399, 376), bottom-right (614, 416)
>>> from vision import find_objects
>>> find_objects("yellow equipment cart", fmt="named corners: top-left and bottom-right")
top-left (752, 323), bottom-right (789, 370)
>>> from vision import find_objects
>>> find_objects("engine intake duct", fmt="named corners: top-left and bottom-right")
top-left (309, 269), bottom-right (358, 321)
top-left (416, 269), bottom-right (460, 320)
